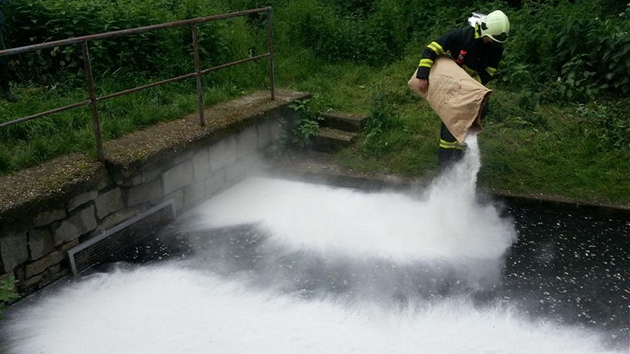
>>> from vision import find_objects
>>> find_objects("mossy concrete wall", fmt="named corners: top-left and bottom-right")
top-left (0, 89), bottom-right (309, 297)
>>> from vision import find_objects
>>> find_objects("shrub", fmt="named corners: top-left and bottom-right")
top-left (554, 4), bottom-right (630, 99)
top-left (500, 0), bottom-right (629, 99)
top-left (3, 0), bottom-right (241, 83)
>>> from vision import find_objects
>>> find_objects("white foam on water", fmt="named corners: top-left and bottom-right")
top-left (1, 264), bottom-right (619, 354)
top-left (189, 134), bottom-right (515, 262)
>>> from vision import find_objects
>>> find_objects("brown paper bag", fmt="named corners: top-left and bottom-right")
top-left (408, 56), bottom-right (491, 143)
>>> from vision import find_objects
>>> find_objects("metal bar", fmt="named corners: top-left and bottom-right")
top-left (0, 7), bottom-right (275, 143)
top-left (0, 56), bottom-right (257, 129)
top-left (82, 41), bottom-right (104, 161)
top-left (267, 8), bottom-right (276, 100)
top-left (199, 54), bottom-right (269, 75)
top-left (191, 24), bottom-right (205, 127)
top-left (66, 199), bottom-right (176, 275)
top-left (0, 100), bottom-right (91, 129)
top-left (97, 73), bottom-right (197, 101)
top-left (0, 7), bottom-right (272, 58)
top-left (86, 55), bottom-right (269, 103)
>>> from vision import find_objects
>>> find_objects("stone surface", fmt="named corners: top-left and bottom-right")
top-left (33, 209), bottom-right (67, 228)
top-left (204, 169), bottom-right (226, 197)
top-left (184, 182), bottom-right (206, 208)
top-left (95, 188), bottom-right (124, 220)
top-left (100, 208), bottom-right (139, 232)
top-left (126, 179), bottom-right (163, 207)
top-left (162, 161), bottom-right (194, 196)
top-left (25, 250), bottom-right (65, 278)
top-left (0, 230), bottom-right (29, 273)
top-left (53, 205), bottom-right (97, 246)
top-left (67, 191), bottom-right (98, 212)
top-left (319, 111), bottom-right (368, 132)
top-left (130, 167), bottom-right (162, 187)
top-left (236, 126), bottom-right (258, 158)
top-left (28, 228), bottom-right (54, 260)
top-left (101, 89), bottom-right (310, 183)
top-left (209, 136), bottom-right (238, 173)
top-left (166, 190), bottom-right (185, 213)
top-left (0, 154), bottom-right (109, 225)
top-left (192, 148), bottom-right (210, 183)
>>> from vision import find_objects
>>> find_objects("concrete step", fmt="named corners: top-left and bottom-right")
top-left (312, 127), bottom-right (358, 151)
top-left (319, 112), bottom-right (368, 132)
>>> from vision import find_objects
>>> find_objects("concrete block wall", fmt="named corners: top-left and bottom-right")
top-left (0, 105), bottom-right (294, 297)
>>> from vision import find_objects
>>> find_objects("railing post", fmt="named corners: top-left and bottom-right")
top-left (82, 41), bottom-right (104, 161)
top-left (267, 7), bottom-right (275, 100)
top-left (191, 24), bottom-right (206, 127)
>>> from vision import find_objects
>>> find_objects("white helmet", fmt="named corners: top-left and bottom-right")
top-left (480, 10), bottom-right (510, 43)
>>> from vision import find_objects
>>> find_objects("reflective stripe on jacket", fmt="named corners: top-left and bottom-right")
top-left (439, 139), bottom-right (467, 150)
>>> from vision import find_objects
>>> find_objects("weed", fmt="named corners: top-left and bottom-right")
top-left (284, 98), bottom-right (322, 148)
top-left (0, 277), bottom-right (18, 318)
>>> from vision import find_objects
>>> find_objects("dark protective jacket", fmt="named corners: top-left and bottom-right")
top-left (416, 25), bottom-right (503, 85)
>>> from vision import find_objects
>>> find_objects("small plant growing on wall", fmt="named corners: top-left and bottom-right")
top-left (0, 277), bottom-right (18, 318)
top-left (283, 98), bottom-right (323, 148)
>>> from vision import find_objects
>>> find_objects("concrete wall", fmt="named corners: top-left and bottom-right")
top-left (0, 90), bottom-right (308, 297)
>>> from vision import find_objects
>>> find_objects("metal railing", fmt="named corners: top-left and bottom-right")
top-left (0, 7), bottom-right (275, 161)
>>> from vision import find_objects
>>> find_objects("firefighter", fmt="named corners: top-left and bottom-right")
top-left (414, 10), bottom-right (510, 169)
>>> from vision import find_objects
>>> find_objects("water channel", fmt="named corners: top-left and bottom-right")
top-left (1, 135), bottom-right (628, 353)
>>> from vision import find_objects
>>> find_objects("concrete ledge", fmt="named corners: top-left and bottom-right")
top-left (0, 90), bottom-right (309, 224)
top-left (103, 89), bottom-right (310, 183)
top-left (263, 150), bottom-right (630, 221)
top-left (0, 154), bottom-right (108, 226)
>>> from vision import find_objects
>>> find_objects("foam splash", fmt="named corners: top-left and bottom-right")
top-left (189, 134), bottom-right (515, 262)
top-left (1, 264), bottom-right (619, 354)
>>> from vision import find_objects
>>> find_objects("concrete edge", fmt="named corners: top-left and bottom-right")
top-left (262, 162), bottom-right (630, 222)
top-left (0, 89), bottom-right (311, 224)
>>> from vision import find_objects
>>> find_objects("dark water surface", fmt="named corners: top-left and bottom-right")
top-left (498, 207), bottom-right (629, 349)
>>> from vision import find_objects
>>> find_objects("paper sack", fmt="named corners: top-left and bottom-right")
top-left (408, 57), bottom-right (491, 143)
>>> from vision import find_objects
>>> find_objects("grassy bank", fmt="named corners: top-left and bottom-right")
top-left (0, 0), bottom-right (628, 206)
top-left (274, 51), bottom-right (630, 206)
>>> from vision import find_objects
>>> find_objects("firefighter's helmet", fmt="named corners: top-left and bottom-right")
top-left (480, 10), bottom-right (510, 43)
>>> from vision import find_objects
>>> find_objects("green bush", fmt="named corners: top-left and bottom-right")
top-left (500, 0), bottom-right (629, 99)
top-left (3, 0), bottom-right (247, 83)
top-left (554, 4), bottom-right (630, 99)
top-left (276, 0), bottom-right (414, 65)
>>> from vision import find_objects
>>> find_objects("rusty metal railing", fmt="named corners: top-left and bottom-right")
top-left (0, 7), bottom-right (275, 161)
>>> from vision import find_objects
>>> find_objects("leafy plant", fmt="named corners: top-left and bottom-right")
top-left (0, 277), bottom-right (19, 318)
top-left (285, 98), bottom-right (322, 147)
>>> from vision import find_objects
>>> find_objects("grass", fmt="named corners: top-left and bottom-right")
top-left (277, 49), bottom-right (630, 206)
top-left (0, 39), bottom-right (628, 207)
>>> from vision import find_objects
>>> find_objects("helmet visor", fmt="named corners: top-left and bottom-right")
top-left (489, 32), bottom-right (508, 43)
